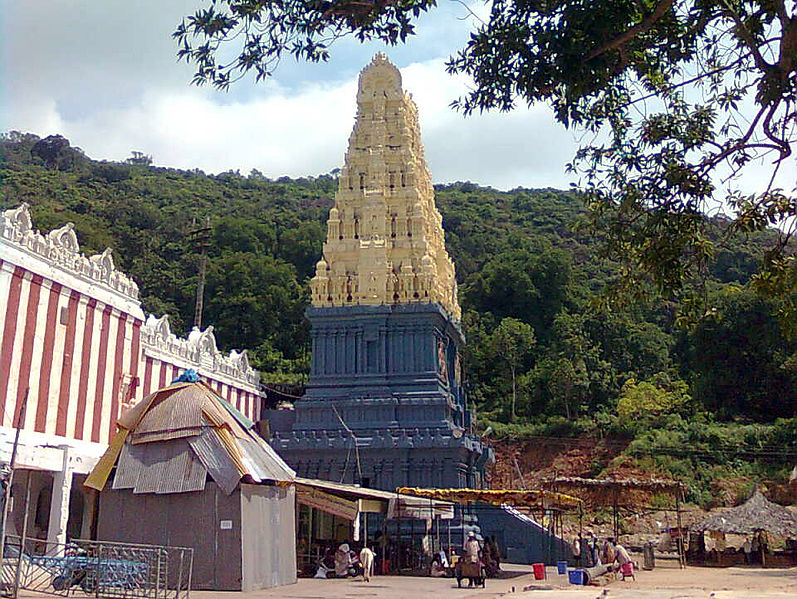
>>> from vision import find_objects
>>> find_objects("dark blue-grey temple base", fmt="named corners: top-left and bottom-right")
top-left (267, 303), bottom-right (571, 563)
top-left (270, 303), bottom-right (491, 491)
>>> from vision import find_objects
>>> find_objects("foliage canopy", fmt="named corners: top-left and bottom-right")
top-left (2, 131), bottom-right (795, 503)
top-left (175, 0), bottom-right (796, 319)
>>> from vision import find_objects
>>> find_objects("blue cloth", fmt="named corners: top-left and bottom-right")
top-left (172, 368), bottom-right (200, 383)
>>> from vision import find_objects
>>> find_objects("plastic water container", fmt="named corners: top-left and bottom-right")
top-left (556, 561), bottom-right (568, 575)
top-left (568, 569), bottom-right (585, 585)
top-left (532, 563), bottom-right (546, 580)
top-left (621, 561), bottom-right (635, 578)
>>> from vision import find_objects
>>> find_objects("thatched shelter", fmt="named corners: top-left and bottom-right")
top-left (544, 476), bottom-right (683, 509)
top-left (85, 379), bottom-right (297, 591)
top-left (697, 489), bottom-right (797, 537)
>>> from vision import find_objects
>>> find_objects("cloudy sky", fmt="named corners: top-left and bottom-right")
top-left (1, 1), bottom-right (793, 194)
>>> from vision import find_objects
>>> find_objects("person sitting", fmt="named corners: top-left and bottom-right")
top-left (572, 533), bottom-right (582, 566)
top-left (613, 541), bottom-right (635, 581)
top-left (315, 547), bottom-right (336, 578)
top-left (430, 551), bottom-right (447, 577)
top-left (334, 543), bottom-right (354, 578)
top-left (602, 537), bottom-right (617, 565)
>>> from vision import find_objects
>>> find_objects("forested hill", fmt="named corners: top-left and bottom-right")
top-left (2, 132), bottom-right (795, 505)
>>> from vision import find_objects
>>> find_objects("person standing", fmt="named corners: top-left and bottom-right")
top-left (602, 537), bottom-right (616, 565)
top-left (488, 536), bottom-right (501, 570)
top-left (591, 535), bottom-right (601, 565)
top-left (464, 534), bottom-right (481, 563)
top-left (572, 533), bottom-right (582, 566)
top-left (581, 533), bottom-right (594, 567)
top-left (463, 534), bottom-right (482, 588)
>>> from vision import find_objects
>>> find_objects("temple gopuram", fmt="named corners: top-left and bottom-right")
top-left (270, 54), bottom-right (492, 491)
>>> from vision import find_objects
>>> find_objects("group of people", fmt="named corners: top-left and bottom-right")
top-left (315, 542), bottom-right (376, 581)
top-left (453, 533), bottom-right (502, 584)
top-left (314, 534), bottom-right (504, 583)
top-left (572, 533), bottom-right (634, 578)
top-left (430, 534), bottom-right (502, 581)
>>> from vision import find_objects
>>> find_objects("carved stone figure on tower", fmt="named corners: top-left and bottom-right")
top-left (310, 53), bottom-right (461, 321)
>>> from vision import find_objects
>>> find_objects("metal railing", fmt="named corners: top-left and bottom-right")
top-left (1, 536), bottom-right (192, 598)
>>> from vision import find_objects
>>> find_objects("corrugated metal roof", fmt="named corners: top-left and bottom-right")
top-left (293, 478), bottom-right (450, 505)
top-left (201, 400), bottom-right (249, 439)
top-left (249, 434), bottom-right (296, 480)
top-left (113, 438), bottom-right (209, 494)
top-left (130, 439), bottom-right (208, 495)
top-left (238, 436), bottom-right (294, 483)
top-left (216, 395), bottom-right (254, 430)
top-left (87, 381), bottom-right (294, 495)
top-left (130, 426), bottom-right (205, 444)
top-left (135, 386), bottom-right (207, 435)
top-left (293, 478), bottom-right (453, 518)
top-left (112, 440), bottom-right (145, 490)
top-left (117, 384), bottom-right (188, 430)
top-left (188, 429), bottom-right (242, 495)
top-left (85, 429), bottom-right (129, 491)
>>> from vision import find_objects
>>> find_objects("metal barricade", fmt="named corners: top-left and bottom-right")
top-left (1, 536), bottom-right (193, 598)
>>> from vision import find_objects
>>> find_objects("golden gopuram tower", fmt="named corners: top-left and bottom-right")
top-left (310, 53), bottom-right (461, 321)
top-left (271, 55), bottom-right (490, 493)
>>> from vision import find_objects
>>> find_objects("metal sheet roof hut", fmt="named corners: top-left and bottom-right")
top-left (696, 490), bottom-right (797, 537)
top-left (85, 380), bottom-right (297, 591)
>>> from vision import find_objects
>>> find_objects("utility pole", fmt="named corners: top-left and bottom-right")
top-left (0, 388), bottom-right (29, 569)
top-left (188, 218), bottom-right (212, 330)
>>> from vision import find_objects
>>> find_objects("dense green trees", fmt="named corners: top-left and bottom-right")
top-left (174, 1), bottom-right (796, 325)
top-left (3, 131), bottom-right (794, 500)
top-left (1, 132), bottom-right (794, 429)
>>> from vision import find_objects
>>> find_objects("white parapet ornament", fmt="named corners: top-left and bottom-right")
top-left (0, 203), bottom-right (142, 317)
top-left (141, 314), bottom-right (259, 387)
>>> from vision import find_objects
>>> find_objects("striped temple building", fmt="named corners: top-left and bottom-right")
top-left (0, 203), bottom-right (263, 548)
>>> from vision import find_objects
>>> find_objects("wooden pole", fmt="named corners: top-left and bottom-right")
top-left (0, 388), bottom-right (29, 568)
top-left (513, 458), bottom-right (527, 490)
top-left (447, 514), bottom-right (451, 562)
top-left (613, 488), bottom-right (619, 541)
top-left (675, 493), bottom-right (685, 568)
top-left (308, 505), bottom-right (314, 571)
top-left (13, 470), bottom-right (31, 599)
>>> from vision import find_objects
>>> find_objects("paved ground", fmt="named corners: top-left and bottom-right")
top-left (189, 562), bottom-right (797, 599)
top-left (13, 561), bottom-right (797, 598)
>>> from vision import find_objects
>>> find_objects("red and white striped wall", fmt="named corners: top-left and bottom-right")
top-left (0, 260), bottom-right (142, 444)
top-left (0, 205), bottom-right (264, 453)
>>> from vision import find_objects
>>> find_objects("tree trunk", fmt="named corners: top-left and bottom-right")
top-left (511, 366), bottom-right (517, 421)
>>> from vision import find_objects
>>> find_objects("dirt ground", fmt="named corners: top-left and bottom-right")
top-left (182, 561), bottom-right (797, 599)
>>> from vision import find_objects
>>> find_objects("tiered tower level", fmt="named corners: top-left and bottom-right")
top-left (309, 54), bottom-right (460, 320)
top-left (271, 55), bottom-right (490, 491)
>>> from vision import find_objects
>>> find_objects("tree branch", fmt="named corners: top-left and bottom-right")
top-left (719, 0), bottom-right (771, 73)
top-left (586, 0), bottom-right (675, 61)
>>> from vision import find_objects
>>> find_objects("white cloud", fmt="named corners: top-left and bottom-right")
top-left (1, 0), bottom-right (790, 196)
top-left (4, 49), bottom-right (578, 189)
